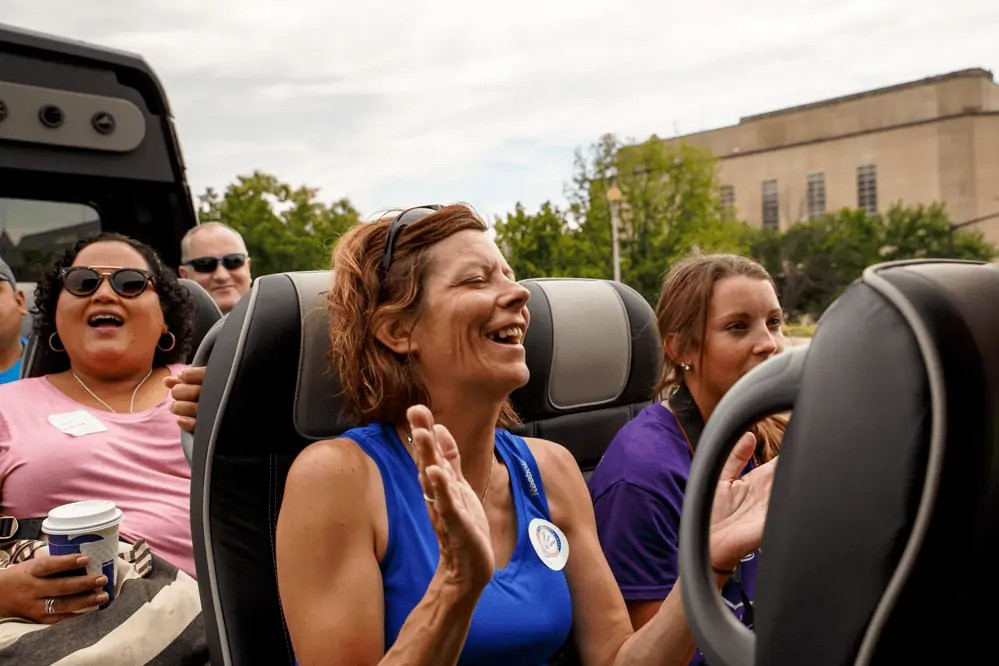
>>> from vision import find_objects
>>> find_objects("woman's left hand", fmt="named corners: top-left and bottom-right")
top-left (407, 405), bottom-right (495, 594)
top-left (165, 366), bottom-right (206, 432)
top-left (708, 432), bottom-right (777, 572)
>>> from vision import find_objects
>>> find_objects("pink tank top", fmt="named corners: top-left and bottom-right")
top-left (0, 365), bottom-right (195, 577)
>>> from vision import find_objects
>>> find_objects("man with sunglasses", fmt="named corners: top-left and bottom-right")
top-left (178, 222), bottom-right (252, 314)
top-left (0, 255), bottom-right (27, 384)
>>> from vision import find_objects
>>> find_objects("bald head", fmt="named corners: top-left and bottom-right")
top-left (180, 222), bottom-right (247, 262)
top-left (178, 223), bottom-right (252, 313)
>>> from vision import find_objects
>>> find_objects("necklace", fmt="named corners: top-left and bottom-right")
top-left (72, 368), bottom-right (154, 414)
top-left (406, 432), bottom-right (496, 505)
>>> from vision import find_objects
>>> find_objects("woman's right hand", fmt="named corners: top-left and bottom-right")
top-left (0, 555), bottom-right (109, 623)
top-left (406, 405), bottom-right (495, 594)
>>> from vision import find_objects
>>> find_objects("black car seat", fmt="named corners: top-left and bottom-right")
top-left (679, 259), bottom-right (999, 666)
top-left (188, 272), bottom-right (659, 665)
top-left (510, 278), bottom-right (660, 476)
top-left (19, 277), bottom-right (220, 378)
top-left (18, 281), bottom-right (36, 339)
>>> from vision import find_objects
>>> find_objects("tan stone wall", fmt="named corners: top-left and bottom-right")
top-left (973, 115), bottom-right (999, 244)
top-left (716, 122), bottom-right (945, 230)
top-left (654, 70), bottom-right (999, 248)
top-left (674, 70), bottom-right (996, 159)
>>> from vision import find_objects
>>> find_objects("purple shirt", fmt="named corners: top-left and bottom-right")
top-left (588, 402), bottom-right (758, 666)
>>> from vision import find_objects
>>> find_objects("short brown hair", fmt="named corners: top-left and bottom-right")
top-left (327, 204), bottom-right (519, 427)
top-left (655, 251), bottom-right (784, 462)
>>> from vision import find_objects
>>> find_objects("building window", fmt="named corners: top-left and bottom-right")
top-left (762, 180), bottom-right (779, 230)
top-left (807, 172), bottom-right (826, 220)
top-left (720, 185), bottom-right (735, 209)
top-left (857, 164), bottom-right (877, 214)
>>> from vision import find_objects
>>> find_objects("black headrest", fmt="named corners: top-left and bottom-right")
top-left (19, 278), bottom-right (221, 378)
top-left (18, 281), bottom-right (36, 339)
top-left (190, 271), bottom-right (334, 666)
top-left (182, 278), bottom-right (224, 356)
top-left (510, 278), bottom-right (660, 471)
top-left (753, 259), bottom-right (999, 664)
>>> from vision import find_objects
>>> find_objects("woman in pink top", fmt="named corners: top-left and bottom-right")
top-left (0, 233), bottom-right (194, 623)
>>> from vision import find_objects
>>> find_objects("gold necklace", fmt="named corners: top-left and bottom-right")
top-left (406, 432), bottom-right (496, 505)
top-left (71, 368), bottom-right (154, 414)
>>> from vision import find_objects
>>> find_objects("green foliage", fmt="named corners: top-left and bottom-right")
top-left (753, 202), bottom-right (997, 317)
top-left (494, 202), bottom-right (596, 279)
top-left (879, 202), bottom-right (996, 261)
top-left (197, 171), bottom-right (360, 276)
top-left (498, 133), bottom-right (753, 303)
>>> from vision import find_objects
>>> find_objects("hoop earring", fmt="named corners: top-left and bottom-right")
top-left (48, 333), bottom-right (65, 353)
top-left (157, 331), bottom-right (177, 352)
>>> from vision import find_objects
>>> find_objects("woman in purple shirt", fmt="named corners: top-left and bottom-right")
top-left (589, 252), bottom-right (788, 665)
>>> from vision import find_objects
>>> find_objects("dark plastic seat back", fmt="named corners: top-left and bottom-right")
top-left (190, 271), bottom-right (334, 666)
top-left (18, 281), bottom-right (36, 339)
top-left (678, 259), bottom-right (999, 666)
top-left (510, 278), bottom-right (660, 476)
top-left (756, 260), bottom-right (999, 665)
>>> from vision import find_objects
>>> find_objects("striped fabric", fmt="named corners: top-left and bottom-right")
top-left (0, 540), bottom-right (206, 665)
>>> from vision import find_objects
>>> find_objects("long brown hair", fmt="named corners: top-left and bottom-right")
top-left (327, 204), bottom-right (519, 428)
top-left (655, 251), bottom-right (785, 463)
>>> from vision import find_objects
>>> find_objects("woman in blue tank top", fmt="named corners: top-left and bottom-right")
top-left (271, 204), bottom-right (778, 665)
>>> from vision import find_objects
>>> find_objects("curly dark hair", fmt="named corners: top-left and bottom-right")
top-left (31, 232), bottom-right (194, 372)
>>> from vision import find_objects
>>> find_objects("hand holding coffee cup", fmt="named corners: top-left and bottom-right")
top-left (0, 555), bottom-right (108, 624)
top-left (41, 500), bottom-right (123, 610)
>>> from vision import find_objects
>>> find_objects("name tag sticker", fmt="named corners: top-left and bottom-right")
top-left (528, 518), bottom-right (569, 571)
top-left (48, 410), bottom-right (108, 437)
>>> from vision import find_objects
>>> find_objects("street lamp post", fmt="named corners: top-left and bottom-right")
top-left (606, 184), bottom-right (623, 282)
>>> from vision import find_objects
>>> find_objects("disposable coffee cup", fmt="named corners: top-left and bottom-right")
top-left (41, 500), bottom-right (123, 609)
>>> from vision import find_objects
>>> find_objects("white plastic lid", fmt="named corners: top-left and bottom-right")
top-left (41, 500), bottom-right (123, 536)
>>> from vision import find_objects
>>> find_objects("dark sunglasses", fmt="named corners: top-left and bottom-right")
top-left (183, 253), bottom-right (248, 273)
top-left (60, 266), bottom-right (156, 299)
top-left (380, 205), bottom-right (443, 276)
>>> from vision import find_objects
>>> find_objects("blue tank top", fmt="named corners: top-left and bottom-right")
top-left (344, 422), bottom-right (573, 665)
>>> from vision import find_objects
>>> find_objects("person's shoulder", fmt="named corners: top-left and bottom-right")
top-left (520, 435), bottom-right (579, 478)
top-left (589, 403), bottom-right (691, 489)
top-left (608, 404), bottom-right (687, 458)
top-left (0, 375), bottom-right (49, 403)
top-left (286, 437), bottom-right (381, 505)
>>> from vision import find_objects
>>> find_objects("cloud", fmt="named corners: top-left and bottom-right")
top-left (5, 0), bottom-right (997, 220)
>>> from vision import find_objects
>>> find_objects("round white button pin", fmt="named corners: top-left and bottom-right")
top-left (528, 518), bottom-right (569, 571)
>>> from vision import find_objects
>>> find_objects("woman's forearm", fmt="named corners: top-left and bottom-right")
top-left (380, 572), bottom-right (484, 666)
top-left (613, 574), bottom-right (730, 666)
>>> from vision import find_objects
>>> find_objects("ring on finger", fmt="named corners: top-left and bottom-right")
top-left (422, 492), bottom-right (436, 504)
top-left (44, 597), bottom-right (57, 615)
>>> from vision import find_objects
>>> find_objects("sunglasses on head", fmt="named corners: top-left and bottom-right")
top-left (183, 253), bottom-right (248, 274)
top-left (60, 266), bottom-right (156, 299)
top-left (379, 205), bottom-right (443, 276)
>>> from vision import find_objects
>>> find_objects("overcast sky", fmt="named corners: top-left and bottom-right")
top-left (5, 0), bottom-right (998, 221)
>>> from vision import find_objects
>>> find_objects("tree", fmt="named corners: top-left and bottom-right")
top-left (571, 134), bottom-right (755, 302)
top-left (493, 202), bottom-right (595, 279)
top-left (753, 202), bottom-right (997, 318)
top-left (879, 202), bottom-right (996, 261)
top-left (495, 134), bottom-right (756, 302)
top-left (197, 171), bottom-right (360, 276)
